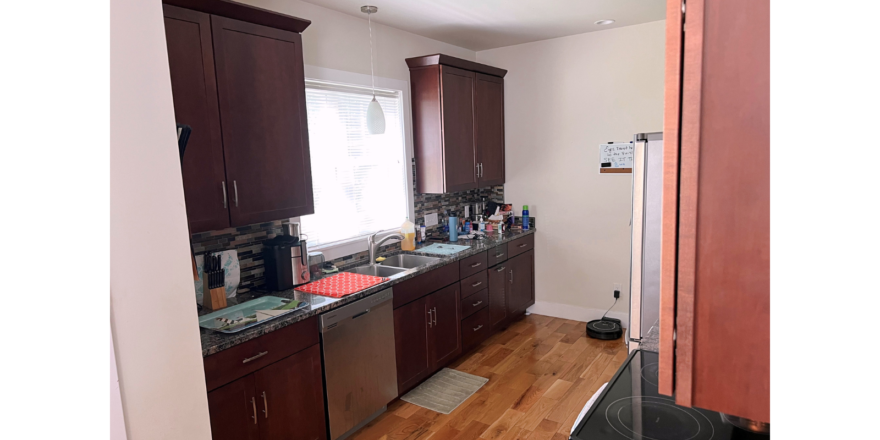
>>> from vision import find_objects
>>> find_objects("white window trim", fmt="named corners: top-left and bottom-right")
top-left (295, 65), bottom-right (415, 262)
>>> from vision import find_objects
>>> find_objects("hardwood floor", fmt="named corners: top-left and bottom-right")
top-left (349, 314), bottom-right (629, 440)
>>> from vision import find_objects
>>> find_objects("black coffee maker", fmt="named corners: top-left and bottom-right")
top-left (263, 223), bottom-right (310, 291)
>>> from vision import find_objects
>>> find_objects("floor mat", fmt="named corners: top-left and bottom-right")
top-left (400, 368), bottom-right (488, 414)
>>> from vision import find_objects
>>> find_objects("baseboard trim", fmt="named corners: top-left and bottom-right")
top-left (526, 301), bottom-right (629, 328)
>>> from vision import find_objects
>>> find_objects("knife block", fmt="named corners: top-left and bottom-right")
top-left (203, 286), bottom-right (227, 311)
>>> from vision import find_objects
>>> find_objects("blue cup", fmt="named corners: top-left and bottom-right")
top-left (448, 216), bottom-right (458, 241)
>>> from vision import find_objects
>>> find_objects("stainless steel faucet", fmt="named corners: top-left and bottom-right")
top-left (368, 231), bottom-right (405, 265)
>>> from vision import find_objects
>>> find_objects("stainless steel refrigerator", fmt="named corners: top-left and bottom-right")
top-left (627, 132), bottom-right (663, 353)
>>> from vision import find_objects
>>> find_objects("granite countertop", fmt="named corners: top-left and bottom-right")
top-left (199, 228), bottom-right (536, 357)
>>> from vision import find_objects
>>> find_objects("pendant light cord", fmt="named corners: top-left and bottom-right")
top-left (368, 12), bottom-right (375, 95)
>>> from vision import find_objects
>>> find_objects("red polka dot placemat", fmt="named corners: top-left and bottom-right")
top-left (295, 272), bottom-right (388, 298)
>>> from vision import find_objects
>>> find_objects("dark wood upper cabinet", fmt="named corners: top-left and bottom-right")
top-left (474, 73), bottom-right (505, 187)
top-left (163, 5), bottom-right (230, 233)
top-left (659, 0), bottom-right (769, 423)
top-left (407, 54), bottom-right (507, 194)
top-left (211, 15), bottom-right (315, 226)
top-left (253, 345), bottom-right (327, 440)
top-left (507, 250), bottom-right (534, 316)
top-left (427, 283), bottom-right (462, 368)
top-left (207, 374), bottom-right (260, 440)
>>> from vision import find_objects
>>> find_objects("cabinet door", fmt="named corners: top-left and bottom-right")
top-left (394, 297), bottom-right (430, 394)
top-left (163, 5), bottom-right (230, 233)
top-left (253, 345), bottom-right (327, 440)
top-left (206, 374), bottom-right (259, 440)
top-left (440, 66), bottom-right (478, 193)
top-left (211, 15), bottom-right (315, 226)
top-left (507, 251), bottom-right (534, 315)
top-left (474, 73), bottom-right (505, 187)
top-left (487, 263), bottom-right (508, 329)
top-left (427, 283), bottom-right (461, 369)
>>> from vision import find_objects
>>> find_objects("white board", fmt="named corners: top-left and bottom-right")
top-left (599, 142), bottom-right (634, 173)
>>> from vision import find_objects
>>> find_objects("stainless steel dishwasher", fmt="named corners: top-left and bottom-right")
top-left (320, 288), bottom-right (398, 440)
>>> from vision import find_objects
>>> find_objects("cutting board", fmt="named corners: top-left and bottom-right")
top-left (296, 272), bottom-right (387, 298)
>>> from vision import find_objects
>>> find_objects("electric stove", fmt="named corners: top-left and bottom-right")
top-left (570, 350), bottom-right (768, 440)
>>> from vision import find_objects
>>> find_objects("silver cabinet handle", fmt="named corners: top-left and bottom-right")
top-left (496, 266), bottom-right (506, 272)
top-left (470, 262), bottom-right (482, 268)
top-left (233, 180), bottom-right (239, 207)
top-left (519, 243), bottom-right (528, 248)
top-left (471, 281), bottom-right (483, 288)
top-left (433, 307), bottom-right (437, 326)
top-left (510, 269), bottom-right (513, 284)
top-left (475, 163), bottom-right (479, 178)
top-left (261, 391), bottom-right (268, 419)
top-left (495, 253), bottom-right (504, 258)
top-left (222, 181), bottom-right (228, 209)
top-left (251, 397), bottom-right (257, 424)
top-left (473, 324), bottom-right (483, 332)
top-left (242, 351), bottom-right (268, 364)
top-left (428, 309), bottom-right (433, 328)
top-left (472, 300), bottom-right (483, 307)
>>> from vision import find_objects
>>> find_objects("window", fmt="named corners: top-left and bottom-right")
top-left (300, 80), bottom-right (409, 247)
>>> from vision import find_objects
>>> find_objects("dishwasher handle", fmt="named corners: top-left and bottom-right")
top-left (320, 288), bottom-right (393, 332)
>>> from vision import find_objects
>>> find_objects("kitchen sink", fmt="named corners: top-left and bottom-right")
top-left (379, 254), bottom-right (441, 269)
top-left (346, 265), bottom-right (408, 278)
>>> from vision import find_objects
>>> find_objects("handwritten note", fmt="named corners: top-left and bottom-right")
top-left (599, 143), bottom-right (633, 173)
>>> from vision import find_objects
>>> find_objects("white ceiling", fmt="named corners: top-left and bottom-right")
top-left (300, 0), bottom-right (667, 51)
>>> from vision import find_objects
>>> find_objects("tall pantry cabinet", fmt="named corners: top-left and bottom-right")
top-left (659, 0), bottom-right (770, 424)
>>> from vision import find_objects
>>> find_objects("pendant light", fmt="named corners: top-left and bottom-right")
top-left (361, 5), bottom-right (385, 134)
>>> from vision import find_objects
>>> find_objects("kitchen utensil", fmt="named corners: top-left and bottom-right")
top-left (203, 253), bottom-right (228, 311)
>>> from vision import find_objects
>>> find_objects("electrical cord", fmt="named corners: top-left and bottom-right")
top-left (601, 298), bottom-right (618, 320)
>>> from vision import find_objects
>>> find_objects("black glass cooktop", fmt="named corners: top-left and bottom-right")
top-left (570, 350), bottom-right (768, 440)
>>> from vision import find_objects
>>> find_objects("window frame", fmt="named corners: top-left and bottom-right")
top-left (296, 65), bottom-right (415, 261)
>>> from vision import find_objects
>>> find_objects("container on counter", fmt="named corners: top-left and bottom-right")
top-left (401, 219), bottom-right (416, 250)
top-left (522, 205), bottom-right (530, 230)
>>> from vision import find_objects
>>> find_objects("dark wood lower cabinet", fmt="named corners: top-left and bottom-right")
top-left (427, 284), bottom-right (462, 368)
top-left (207, 374), bottom-right (259, 440)
top-left (507, 250), bottom-right (534, 315)
top-left (394, 296), bottom-right (431, 393)
top-left (205, 343), bottom-right (326, 440)
top-left (487, 262), bottom-right (508, 329)
top-left (253, 345), bottom-right (326, 440)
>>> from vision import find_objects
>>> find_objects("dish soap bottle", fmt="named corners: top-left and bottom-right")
top-left (401, 219), bottom-right (416, 250)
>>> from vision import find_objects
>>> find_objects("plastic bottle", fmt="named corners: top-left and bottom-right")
top-left (522, 205), bottom-right (530, 230)
top-left (448, 215), bottom-right (458, 242)
top-left (401, 219), bottom-right (416, 250)
top-left (419, 222), bottom-right (426, 244)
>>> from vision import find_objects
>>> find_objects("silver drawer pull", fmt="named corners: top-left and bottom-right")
top-left (242, 351), bottom-right (268, 364)
top-left (519, 243), bottom-right (528, 248)
top-left (470, 262), bottom-right (482, 268)
top-left (251, 397), bottom-right (257, 424)
top-left (233, 180), bottom-right (239, 207)
top-left (222, 181), bottom-right (228, 209)
top-left (472, 300), bottom-right (483, 307)
top-left (262, 391), bottom-right (268, 419)
top-left (473, 325), bottom-right (483, 332)
top-left (495, 253), bottom-right (504, 258)
top-left (471, 281), bottom-right (483, 288)
top-left (496, 266), bottom-right (506, 272)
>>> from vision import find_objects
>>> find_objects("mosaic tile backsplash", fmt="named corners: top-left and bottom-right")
top-left (190, 163), bottom-right (511, 294)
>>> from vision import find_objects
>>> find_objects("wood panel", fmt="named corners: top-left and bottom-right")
top-left (658, 0), bottom-right (684, 398)
top-left (253, 345), bottom-right (327, 440)
top-left (475, 73), bottom-right (505, 187)
top-left (461, 307), bottom-right (490, 352)
top-left (346, 314), bottom-right (627, 440)
top-left (507, 251), bottom-right (534, 315)
top-left (405, 54), bottom-right (508, 78)
top-left (162, 0), bottom-right (311, 33)
top-left (162, 5), bottom-right (230, 233)
top-left (409, 66), bottom-right (445, 194)
top-left (206, 374), bottom-right (259, 440)
top-left (461, 288), bottom-right (489, 320)
top-left (488, 262), bottom-right (508, 329)
top-left (392, 262), bottom-right (459, 309)
top-left (459, 251), bottom-right (488, 279)
top-left (211, 15), bottom-right (315, 226)
top-left (440, 66), bottom-right (478, 193)
top-left (394, 296), bottom-right (430, 394)
top-left (428, 283), bottom-right (462, 369)
top-left (507, 234), bottom-right (534, 259)
top-left (487, 243), bottom-right (508, 268)
top-left (681, 0), bottom-right (771, 422)
top-left (460, 270), bottom-right (488, 299)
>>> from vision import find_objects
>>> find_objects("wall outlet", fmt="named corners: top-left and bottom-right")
top-left (425, 213), bottom-right (438, 227)
top-left (613, 283), bottom-right (622, 299)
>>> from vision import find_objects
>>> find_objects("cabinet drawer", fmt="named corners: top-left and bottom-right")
top-left (487, 243), bottom-right (508, 267)
top-left (460, 271), bottom-right (488, 299)
top-left (460, 288), bottom-right (488, 320)
top-left (393, 262), bottom-right (459, 309)
top-left (459, 251), bottom-right (488, 279)
top-left (507, 234), bottom-right (534, 258)
top-left (203, 316), bottom-right (319, 392)
top-left (461, 307), bottom-right (490, 351)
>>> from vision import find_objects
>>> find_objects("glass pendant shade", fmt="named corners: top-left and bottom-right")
top-left (366, 96), bottom-right (385, 134)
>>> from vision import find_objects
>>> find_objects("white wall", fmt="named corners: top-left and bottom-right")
top-left (239, 0), bottom-right (476, 82)
top-left (477, 21), bottom-right (666, 325)
top-left (111, 0), bottom-right (212, 439)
